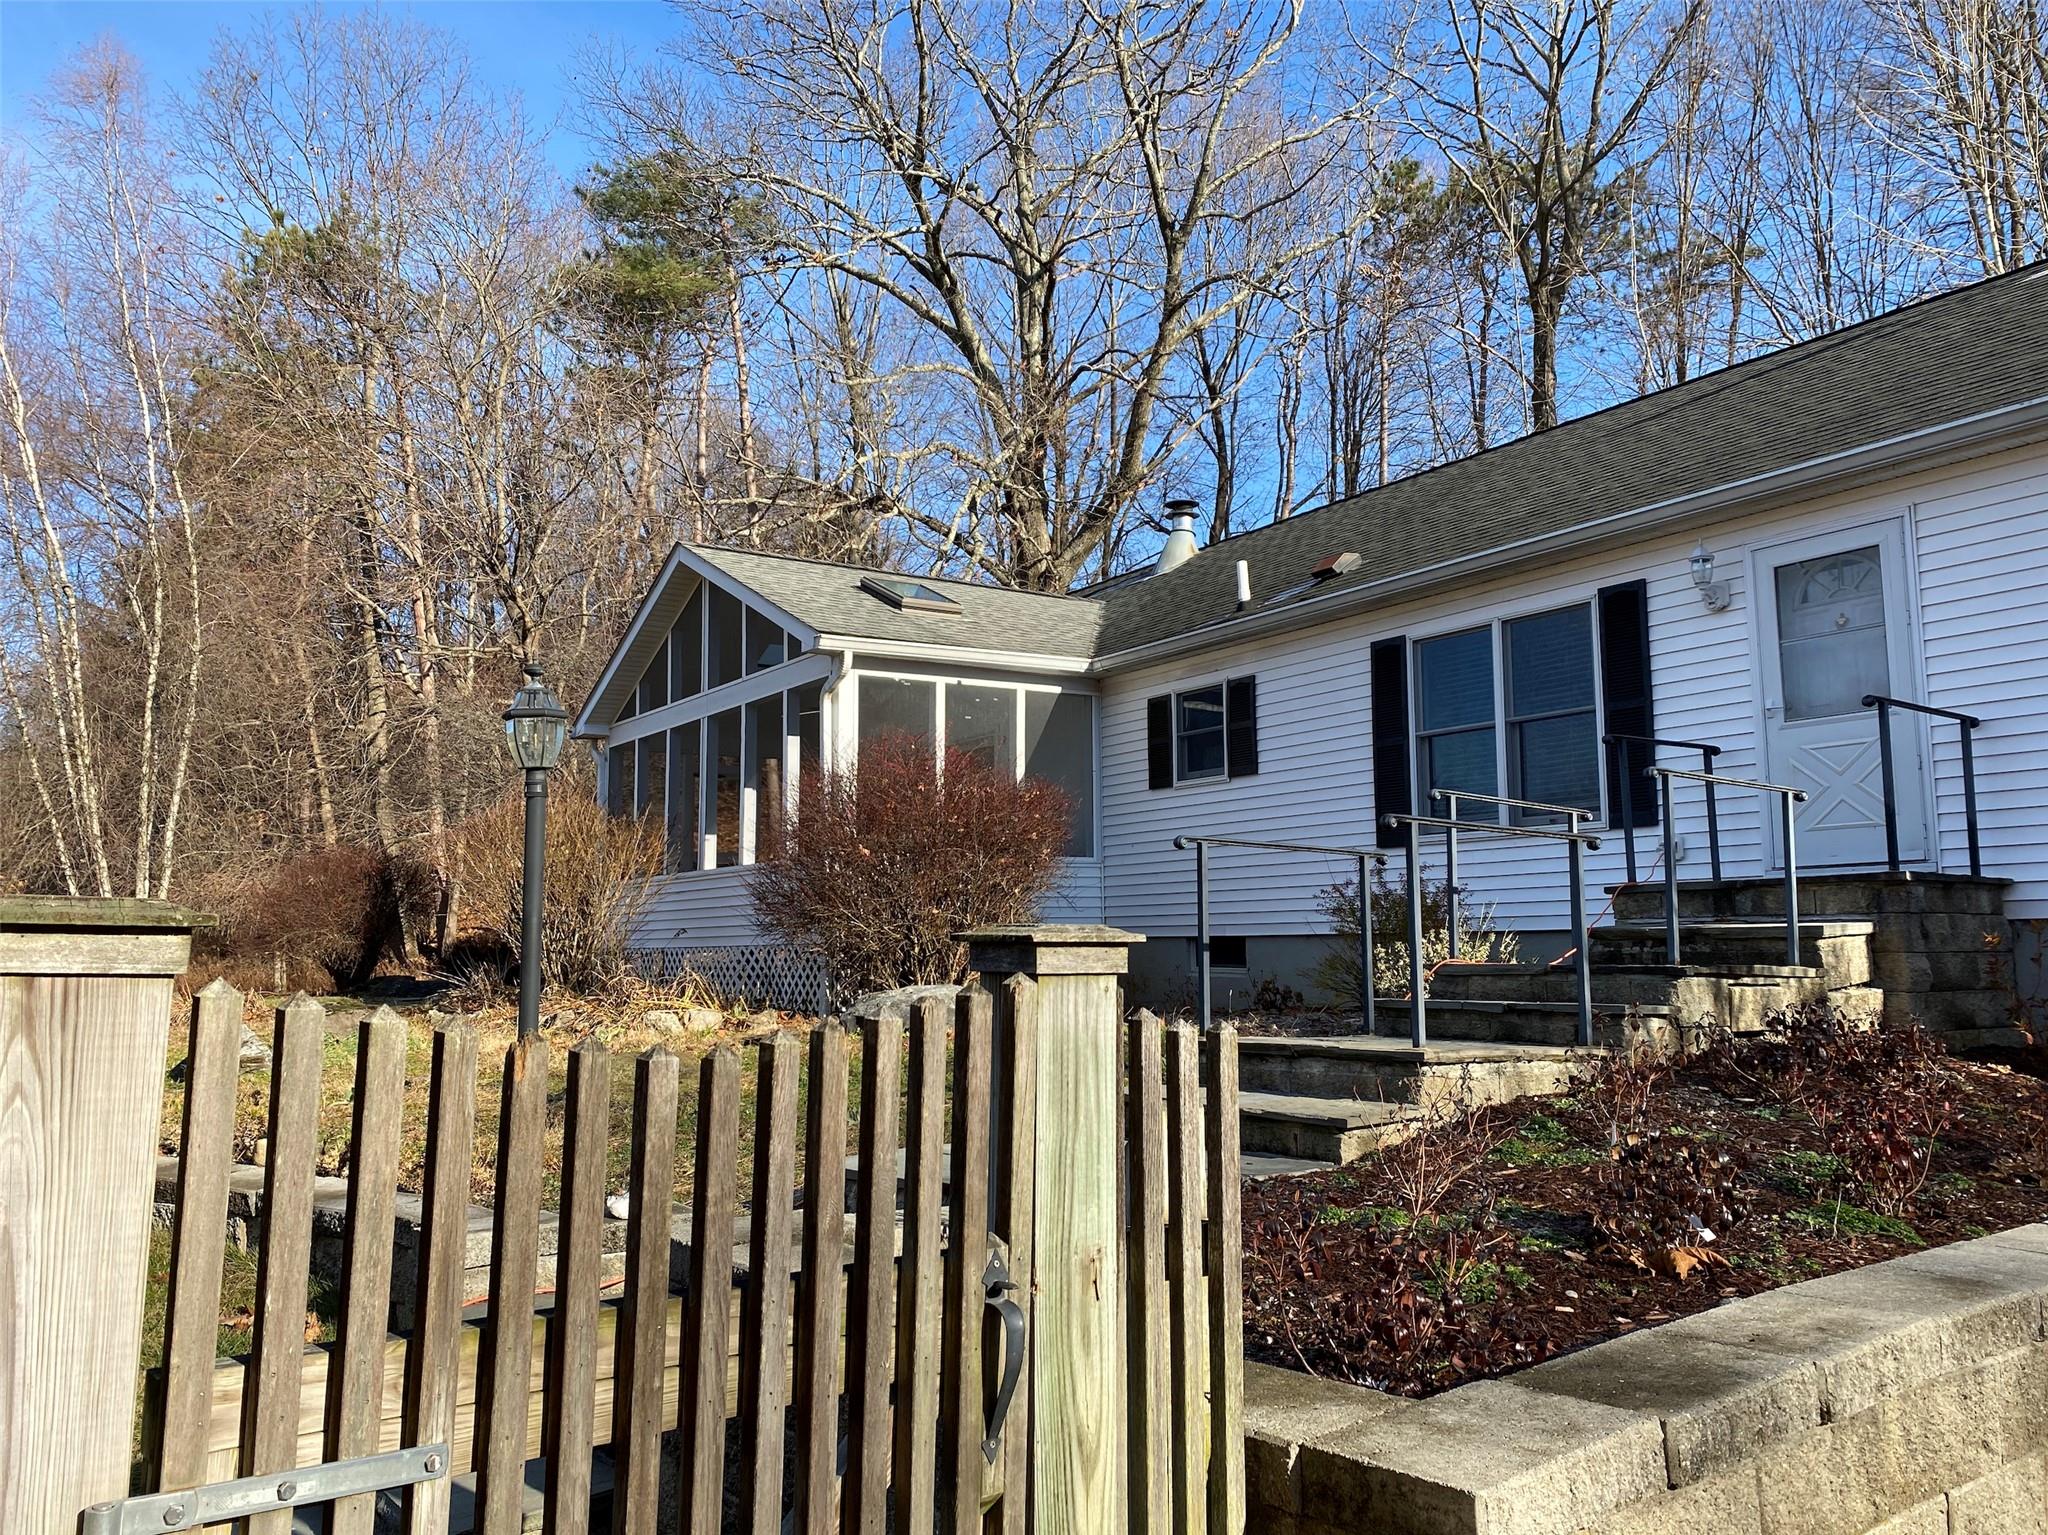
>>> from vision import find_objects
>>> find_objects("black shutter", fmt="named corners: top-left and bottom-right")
top-left (1147, 694), bottom-right (1174, 790)
top-left (1369, 636), bottom-right (1410, 848)
top-left (1225, 675), bottom-right (1259, 779)
top-left (1596, 579), bottom-right (1657, 827)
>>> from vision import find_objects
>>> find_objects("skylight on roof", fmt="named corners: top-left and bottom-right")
top-left (860, 574), bottom-right (962, 614)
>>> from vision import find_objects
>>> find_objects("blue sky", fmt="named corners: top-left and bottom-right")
top-left (1, 0), bottom-right (680, 175)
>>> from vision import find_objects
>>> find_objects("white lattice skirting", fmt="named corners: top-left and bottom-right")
top-left (634, 944), bottom-right (832, 1014)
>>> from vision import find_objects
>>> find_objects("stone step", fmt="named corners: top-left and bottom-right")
top-left (1425, 961), bottom-right (1873, 1032)
top-left (1238, 1091), bottom-right (1424, 1163)
top-left (1239, 1033), bottom-right (1587, 1110)
top-left (1590, 920), bottom-right (1875, 985)
top-left (1365, 997), bottom-right (1676, 1049)
top-left (1608, 870), bottom-right (2009, 923)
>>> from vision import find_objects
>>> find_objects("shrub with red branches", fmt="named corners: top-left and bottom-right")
top-left (750, 734), bottom-right (1070, 995)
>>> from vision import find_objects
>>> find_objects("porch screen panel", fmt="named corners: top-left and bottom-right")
top-left (746, 608), bottom-right (787, 674)
top-left (667, 721), bottom-right (700, 872)
top-left (638, 636), bottom-right (669, 714)
top-left (606, 741), bottom-right (634, 819)
top-left (747, 693), bottom-right (787, 860)
top-left (708, 706), bottom-right (742, 867)
top-left (789, 681), bottom-right (824, 788)
top-left (637, 730), bottom-right (666, 824)
top-left (858, 675), bottom-right (936, 753)
top-left (1025, 691), bottom-right (1095, 857)
top-left (946, 683), bottom-right (1018, 771)
top-left (709, 587), bottom-right (745, 688)
top-left (672, 586), bottom-right (704, 700)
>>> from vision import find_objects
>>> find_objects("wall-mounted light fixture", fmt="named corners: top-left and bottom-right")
top-left (1690, 539), bottom-right (1731, 612)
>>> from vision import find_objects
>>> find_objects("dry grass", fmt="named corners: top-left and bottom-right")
top-left (157, 975), bottom-right (858, 1213)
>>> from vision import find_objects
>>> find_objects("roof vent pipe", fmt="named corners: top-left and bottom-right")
top-left (1157, 496), bottom-right (1200, 573)
top-left (1235, 559), bottom-right (1252, 610)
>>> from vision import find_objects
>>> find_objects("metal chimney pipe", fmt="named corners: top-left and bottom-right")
top-left (1157, 496), bottom-right (1200, 573)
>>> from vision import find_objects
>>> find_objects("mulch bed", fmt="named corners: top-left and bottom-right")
top-left (1242, 1023), bottom-right (2048, 1398)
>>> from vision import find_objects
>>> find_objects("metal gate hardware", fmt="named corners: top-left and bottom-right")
top-left (81, 1443), bottom-right (449, 1535)
top-left (981, 1248), bottom-right (1026, 1463)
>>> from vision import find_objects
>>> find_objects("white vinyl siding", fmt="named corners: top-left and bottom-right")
top-left (1099, 438), bottom-right (2048, 935)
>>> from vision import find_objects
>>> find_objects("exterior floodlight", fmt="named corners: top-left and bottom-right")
top-left (501, 663), bottom-right (568, 1035)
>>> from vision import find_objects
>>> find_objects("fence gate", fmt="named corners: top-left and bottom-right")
top-left (55, 923), bottom-right (1239, 1535)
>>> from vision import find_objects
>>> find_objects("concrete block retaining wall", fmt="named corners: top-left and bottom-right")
top-left (1245, 1224), bottom-right (2048, 1535)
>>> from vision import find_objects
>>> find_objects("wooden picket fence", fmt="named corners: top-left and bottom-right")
top-left (138, 974), bottom-right (1242, 1535)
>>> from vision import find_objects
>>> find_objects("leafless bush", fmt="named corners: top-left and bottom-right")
top-left (749, 735), bottom-right (1070, 995)
top-left (193, 844), bottom-right (399, 991)
top-left (1315, 865), bottom-right (1520, 1005)
top-left (448, 759), bottom-right (662, 995)
top-left (1376, 1072), bottom-right (1512, 1223)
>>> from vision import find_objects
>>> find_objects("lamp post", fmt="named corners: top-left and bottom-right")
top-left (502, 663), bottom-right (568, 1037)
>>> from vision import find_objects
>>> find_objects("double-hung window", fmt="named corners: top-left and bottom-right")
top-left (1175, 686), bottom-right (1227, 782)
top-left (1415, 627), bottom-right (1497, 799)
top-left (1503, 606), bottom-right (1599, 820)
top-left (1414, 604), bottom-right (1602, 824)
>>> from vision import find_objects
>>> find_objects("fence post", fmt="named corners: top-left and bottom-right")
top-left (965, 924), bottom-right (1143, 1535)
top-left (0, 897), bottom-right (197, 1534)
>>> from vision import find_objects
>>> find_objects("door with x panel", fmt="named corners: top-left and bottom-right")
top-left (1754, 519), bottom-right (1927, 868)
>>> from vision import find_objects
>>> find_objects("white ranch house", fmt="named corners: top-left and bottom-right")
top-left (577, 265), bottom-right (2048, 1014)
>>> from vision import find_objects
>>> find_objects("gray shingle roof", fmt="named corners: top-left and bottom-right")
top-left (689, 544), bottom-right (1105, 658)
top-left (1093, 262), bottom-right (2048, 656)
top-left (671, 266), bottom-right (2048, 674)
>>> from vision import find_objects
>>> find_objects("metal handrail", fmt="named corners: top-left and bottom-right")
top-left (1861, 694), bottom-right (1984, 877)
top-left (1427, 789), bottom-right (1591, 961)
top-left (1172, 835), bottom-right (1390, 1033)
top-left (1378, 812), bottom-right (1602, 1051)
top-left (1644, 765), bottom-right (1809, 966)
top-left (1604, 732), bottom-right (1725, 883)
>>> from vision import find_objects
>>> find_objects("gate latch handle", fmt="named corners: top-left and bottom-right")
top-left (981, 1248), bottom-right (1026, 1464)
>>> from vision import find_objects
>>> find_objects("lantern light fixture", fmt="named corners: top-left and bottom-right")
top-left (503, 664), bottom-right (569, 772)
top-left (1690, 539), bottom-right (1731, 612)
top-left (501, 663), bottom-right (568, 1037)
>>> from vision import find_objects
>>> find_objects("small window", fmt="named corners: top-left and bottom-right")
top-left (860, 574), bottom-right (962, 614)
top-left (1175, 685), bottom-right (1227, 782)
top-left (708, 587), bottom-right (745, 688)
top-left (1208, 936), bottom-right (1249, 970)
top-left (1415, 627), bottom-right (1497, 800)
top-left (746, 608), bottom-right (787, 673)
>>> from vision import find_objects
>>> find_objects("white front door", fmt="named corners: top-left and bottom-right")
top-left (1754, 520), bottom-right (1927, 869)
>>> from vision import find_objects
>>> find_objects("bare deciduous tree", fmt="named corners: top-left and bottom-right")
top-left (0, 44), bottom-right (204, 898)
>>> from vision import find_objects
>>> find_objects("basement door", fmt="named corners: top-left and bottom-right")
top-left (1755, 519), bottom-right (1928, 869)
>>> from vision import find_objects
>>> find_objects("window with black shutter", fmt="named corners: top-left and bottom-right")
top-left (1147, 676), bottom-right (1259, 787)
